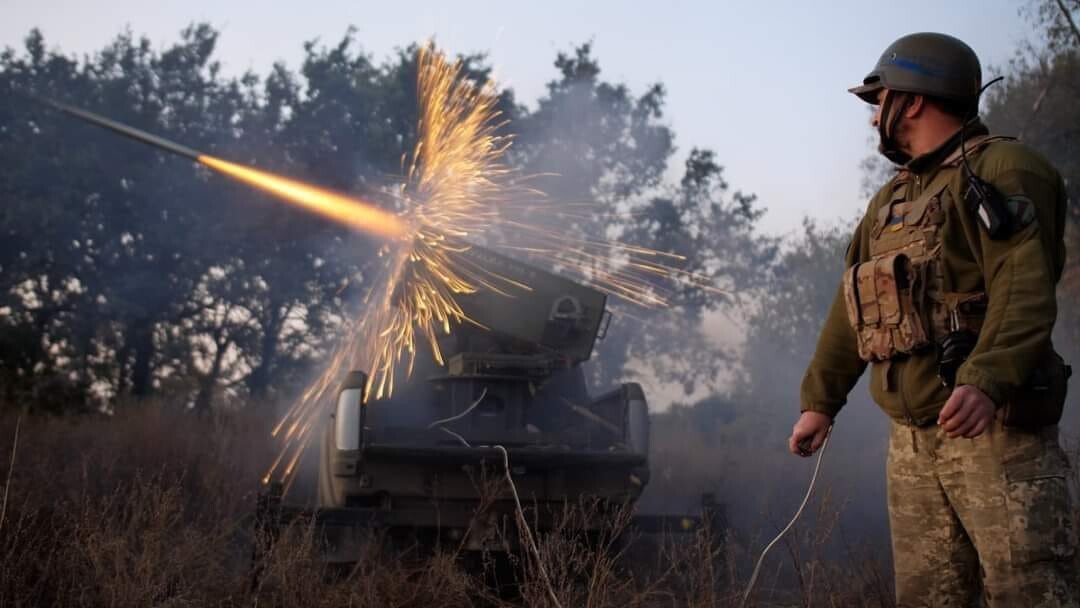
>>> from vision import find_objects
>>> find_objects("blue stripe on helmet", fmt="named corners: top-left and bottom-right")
top-left (888, 57), bottom-right (944, 78)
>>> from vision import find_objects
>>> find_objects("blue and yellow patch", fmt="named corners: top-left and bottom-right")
top-left (884, 201), bottom-right (910, 232)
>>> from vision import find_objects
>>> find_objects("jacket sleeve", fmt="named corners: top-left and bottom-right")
top-left (953, 167), bottom-right (1062, 405)
top-left (799, 207), bottom-right (872, 417)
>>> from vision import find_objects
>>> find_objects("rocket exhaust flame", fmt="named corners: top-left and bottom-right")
top-left (38, 96), bottom-right (405, 240)
top-left (260, 46), bottom-right (732, 491)
top-left (34, 50), bottom-right (729, 495)
top-left (197, 156), bottom-right (405, 238)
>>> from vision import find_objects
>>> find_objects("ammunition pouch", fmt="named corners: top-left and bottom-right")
top-left (843, 252), bottom-right (931, 361)
top-left (1003, 350), bottom-right (1072, 429)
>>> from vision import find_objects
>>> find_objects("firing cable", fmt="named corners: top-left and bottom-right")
top-left (427, 388), bottom-right (488, 429)
top-left (739, 425), bottom-right (833, 608)
top-left (429, 405), bottom-right (563, 608)
top-left (494, 445), bottom-right (564, 608)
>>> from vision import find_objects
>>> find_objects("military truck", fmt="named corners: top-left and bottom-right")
top-left (257, 245), bottom-right (714, 561)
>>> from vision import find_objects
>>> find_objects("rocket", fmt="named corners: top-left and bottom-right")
top-left (30, 94), bottom-right (405, 239)
top-left (36, 96), bottom-right (202, 162)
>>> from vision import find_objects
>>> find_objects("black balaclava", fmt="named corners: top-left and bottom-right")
top-left (877, 90), bottom-right (913, 166)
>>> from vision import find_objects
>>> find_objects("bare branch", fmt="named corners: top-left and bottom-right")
top-left (1055, 0), bottom-right (1080, 47)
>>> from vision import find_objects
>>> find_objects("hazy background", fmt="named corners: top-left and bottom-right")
top-left (2, 0), bottom-right (1039, 236)
top-left (0, 1), bottom-right (1076, 603)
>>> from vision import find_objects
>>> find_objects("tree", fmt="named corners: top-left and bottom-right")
top-left (1, 26), bottom-right (236, 406)
top-left (1, 28), bottom-right (769, 413)
top-left (609, 149), bottom-right (775, 396)
top-left (984, 0), bottom-right (1080, 349)
top-left (511, 45), bottom-right (773, 397)
top-left (513, 43), bottom-right (672, 205)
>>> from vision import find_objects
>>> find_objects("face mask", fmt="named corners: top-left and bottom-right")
top-left (877, 90), bottom-right (912, 165)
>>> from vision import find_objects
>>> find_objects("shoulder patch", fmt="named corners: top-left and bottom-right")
top-left (1005, 195), bottom-right (1037, 229)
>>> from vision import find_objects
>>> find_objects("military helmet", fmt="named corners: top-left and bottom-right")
top-left (849, 33), bottom-right (982, 105)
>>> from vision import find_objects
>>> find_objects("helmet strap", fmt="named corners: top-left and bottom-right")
top-left (878, 90), bottom-right (913, 165)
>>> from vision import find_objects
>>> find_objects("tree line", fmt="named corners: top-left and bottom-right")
top-left (0, 25), bottom-right (770, 412)
top-left (1, 1), bottom-right (1077, 416)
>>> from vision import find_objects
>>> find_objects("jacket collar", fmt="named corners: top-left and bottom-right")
top-left (904, 119), bottom-right (990, 175)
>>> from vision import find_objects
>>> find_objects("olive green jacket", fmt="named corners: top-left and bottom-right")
top-left (800, 124), bottom-right (1067, 425)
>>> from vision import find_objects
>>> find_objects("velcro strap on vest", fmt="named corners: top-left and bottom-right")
top-left (933, 291), bottom-right (988, 337)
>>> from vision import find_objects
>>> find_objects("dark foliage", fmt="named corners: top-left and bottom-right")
top-left (0, 26), bottom-right (768, 413)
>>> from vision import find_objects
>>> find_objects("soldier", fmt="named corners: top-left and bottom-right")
top-left (788, 33), bottom-right (1077, 606)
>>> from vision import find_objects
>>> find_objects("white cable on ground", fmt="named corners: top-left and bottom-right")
top-left (429, 405), bottom-right (563, 608)
top-left (494, 445), bottom-right (563, 608)
top-left (739, 426), bottom-right (833, 608)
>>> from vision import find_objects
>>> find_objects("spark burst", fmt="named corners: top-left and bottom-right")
top-left (263, 46), bottom-right (726, 492)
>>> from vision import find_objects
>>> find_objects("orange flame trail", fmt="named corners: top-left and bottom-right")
top-left (197, 156), bottom-right (406, 239)
top-left (249, 45), bottom-right (730, 491)
top-left (34, 80), bottom-right (728, 494)
top-left (37, 95), bottom-right (406, 241)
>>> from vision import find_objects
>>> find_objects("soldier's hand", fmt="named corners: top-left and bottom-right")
top-left (789, 411), bottom-right (832, 457)
top-left (938, 384), bottom-right (996, 439)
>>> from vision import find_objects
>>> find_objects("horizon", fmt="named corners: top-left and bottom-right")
top-left (2, 0), bottom-right (1037, 236)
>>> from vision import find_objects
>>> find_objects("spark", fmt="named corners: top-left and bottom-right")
top-left (29, 62), bottom-right (722, 493)
top-left (262, 45), bottom-right (729, 491)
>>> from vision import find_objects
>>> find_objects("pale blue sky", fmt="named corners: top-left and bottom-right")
top-left (3, 0), bottom-right (1035, 236)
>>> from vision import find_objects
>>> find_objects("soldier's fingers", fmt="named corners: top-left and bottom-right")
top-left (788, 434), bottom-right (805, 456)
top-left (790, 428), bottom-right (817, 457)
top-left (949, 412), bottom-right (980, 438)
top-left (938, 392), bottom-right (963, 424)
top-left (810, 426), bottom-right (829, 451)
top-left (963, 416), bottom-right (989, 439)
top-left (963, 414), bottom-right (989, 438)
top-left (941, 400), bottom-right (975, 433)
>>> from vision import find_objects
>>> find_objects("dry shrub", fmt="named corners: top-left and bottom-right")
top-left (17, 405), bottom-right (1072, 606)
top-left (251, 524), bottom-right (482, 607)
top-left (0, 405), bottom-right (873, 607)
top-left (0, 406), bottom-right (265, 607)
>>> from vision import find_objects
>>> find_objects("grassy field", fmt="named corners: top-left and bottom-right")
top-left (0, 408), bottom-right (1072, 607)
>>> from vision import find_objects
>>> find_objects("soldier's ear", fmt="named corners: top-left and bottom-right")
top-left (904, 94), bottom-right (926, 119)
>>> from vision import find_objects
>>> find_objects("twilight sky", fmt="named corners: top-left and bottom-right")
top-left (3, 0), bottom-right (1035, 236)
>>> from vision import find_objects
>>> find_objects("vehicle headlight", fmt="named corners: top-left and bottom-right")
top-left (334, 388), bottom-right (363, 450)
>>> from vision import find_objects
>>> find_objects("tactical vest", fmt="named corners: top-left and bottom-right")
top-left (842, 136), bottom-right (1013, 362)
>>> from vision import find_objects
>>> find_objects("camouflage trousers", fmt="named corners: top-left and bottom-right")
top-left (888, 413), bottom-right (1078, 607)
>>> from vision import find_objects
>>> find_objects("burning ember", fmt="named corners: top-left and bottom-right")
top-left (36, 45), bottom-right (724, 494)
top-left (262, 46), bottom-right (725, 492)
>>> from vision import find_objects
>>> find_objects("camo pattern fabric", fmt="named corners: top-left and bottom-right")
top-left (843, 253), bottom-right (930, 361)
top-left (888, 413), bottom-right (1078, 607)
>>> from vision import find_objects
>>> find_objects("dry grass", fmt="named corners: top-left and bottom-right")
top-left (2, 406), bottom-right (1071, 607)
